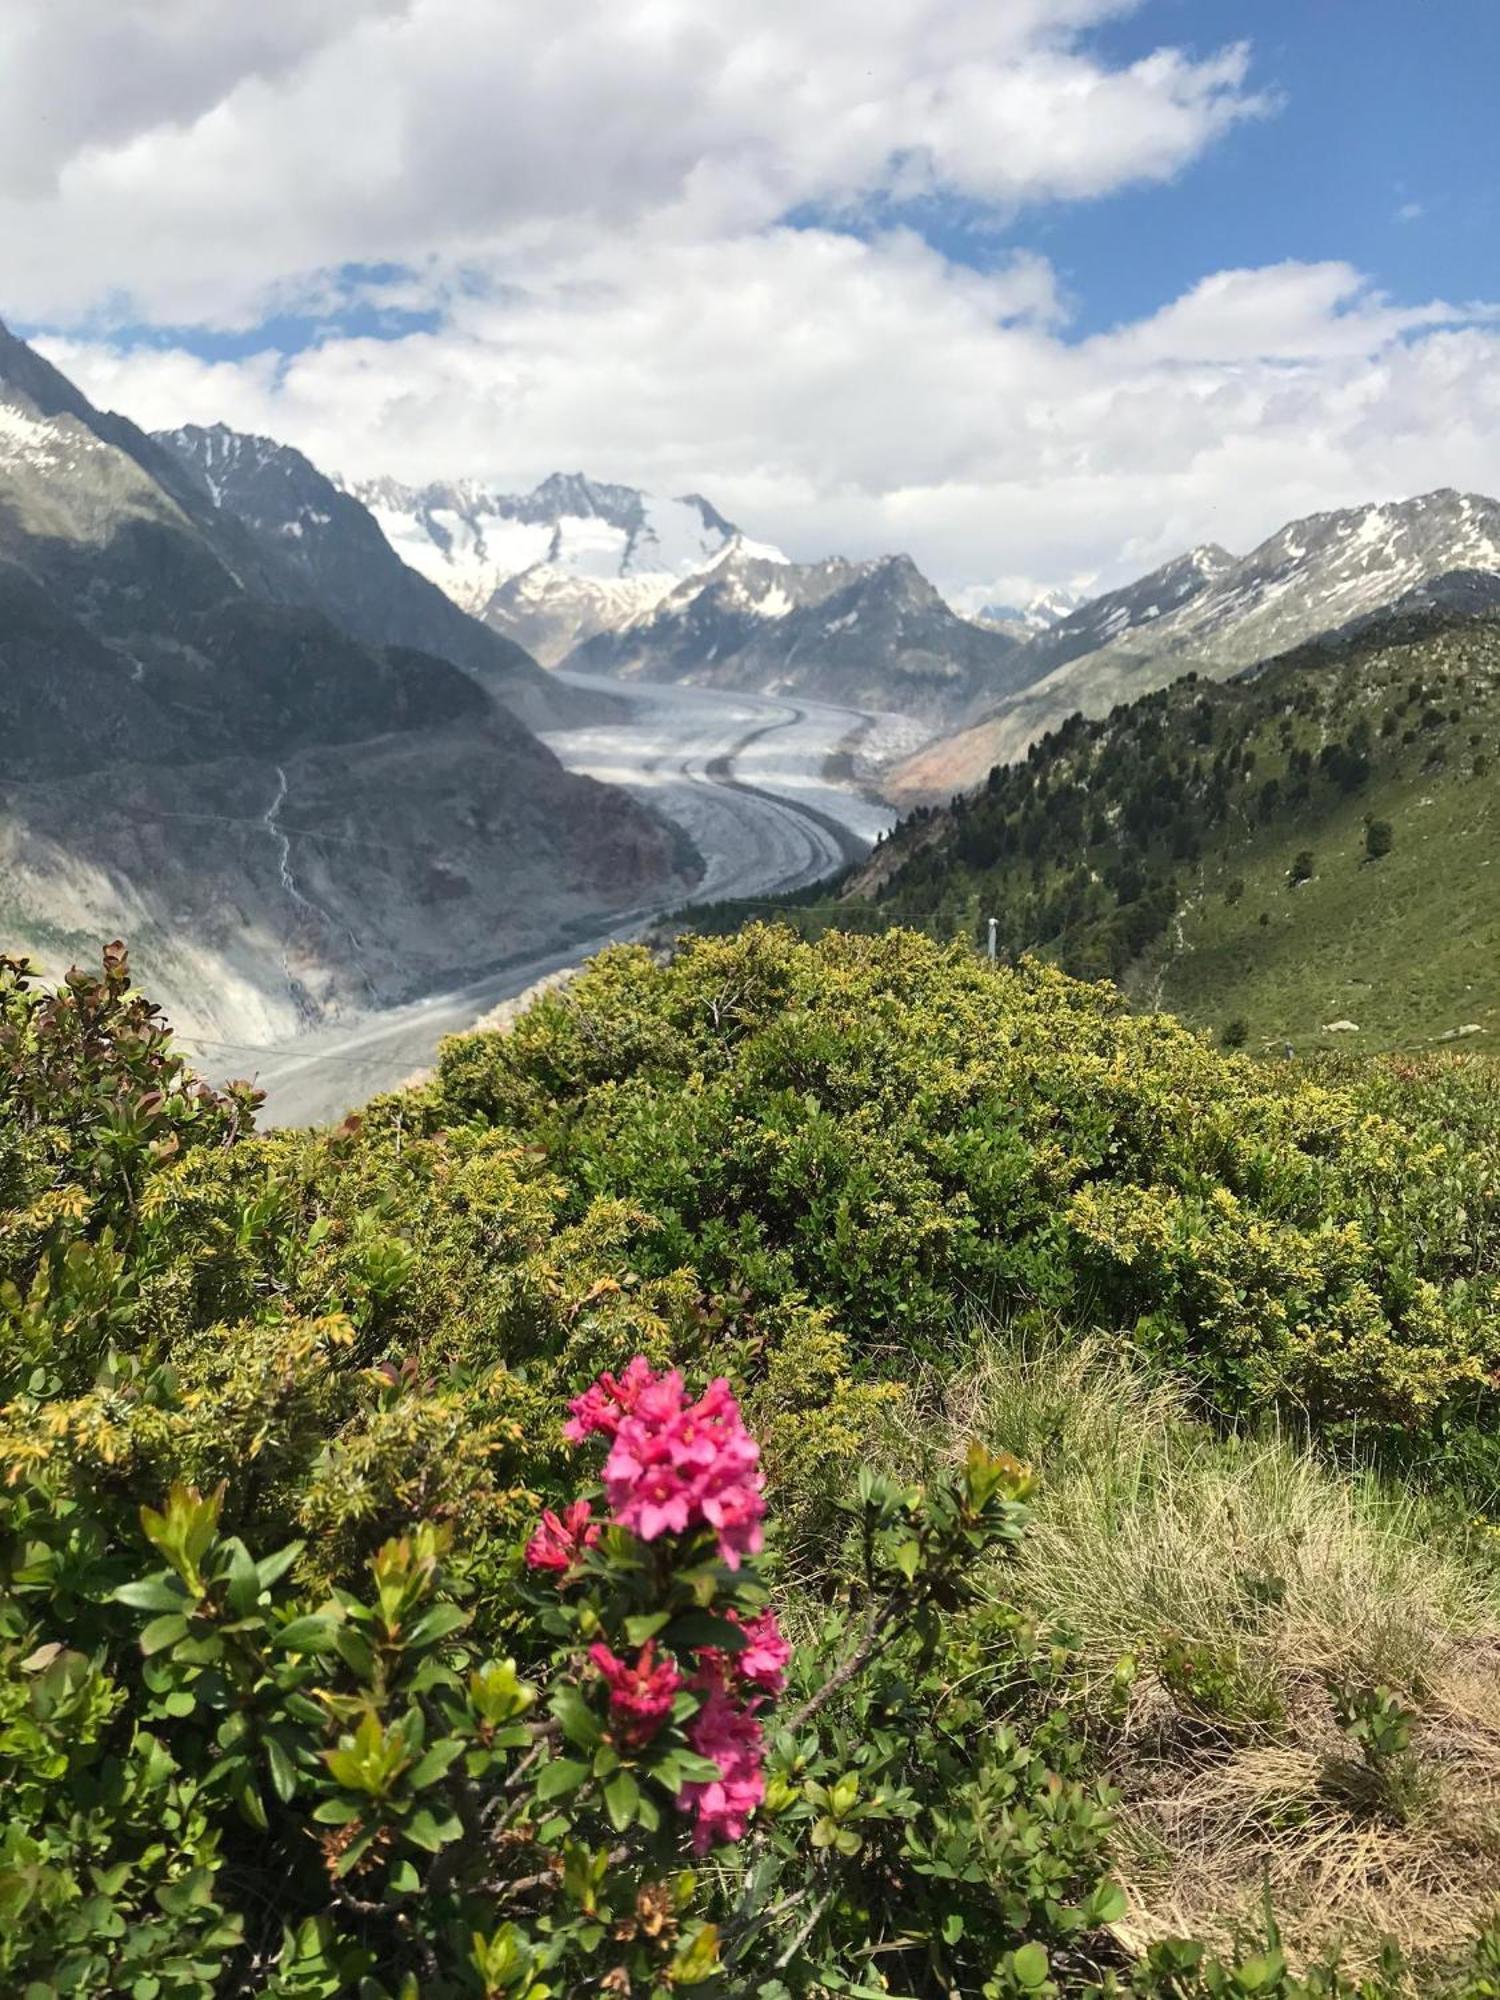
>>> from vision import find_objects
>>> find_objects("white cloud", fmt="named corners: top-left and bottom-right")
top-left (41, 242), bottom-right (1500, 602)
top-left (0, 0), bottom-right (1266, 326)
top-left (7, 2), bottom-right (1493, 602)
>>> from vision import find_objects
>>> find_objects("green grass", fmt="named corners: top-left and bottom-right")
top-left (1140, 761), bottom-right (1500, 1053)
top-left (837, 610), bottom-right (1500, 1058)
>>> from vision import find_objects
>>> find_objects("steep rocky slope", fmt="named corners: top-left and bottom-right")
top-left (568, 543), bottom-right (1027, 722)
top-left (888, 491), bottom-right (1500, 804)
top-left (155, 423), bottom-right (583, 730)
top-left (0, 322), bottom-right (697, 1046)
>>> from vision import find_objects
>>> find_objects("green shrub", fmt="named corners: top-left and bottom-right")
top-left (1364, 819), bottom-right (1395, 861)
top-left (429, 926), bottom-right (1500, 1434)
top-left (9, 937), bottom-right (1500, 1993)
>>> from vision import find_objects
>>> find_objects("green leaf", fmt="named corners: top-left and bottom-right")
top-left (1088, 1880), bottom-right (1127, 1925)
top-left (893, 1539), bottom-right (921, 1583)
top-left (333, 1626), bottom-right (376, 1678)
top-left (550, 1683), bottom-right (603, 1749)
top-left (277, 1615), bottom-right (339, 1653)
top-left (535, 1757), bottom-right (589, 1801)
top-left (664, 1611), bottom-right (747, 1653)
top-left (405, 1603), bottom-right (468, 1649)
top-left (669, 1923), bottom-right (721, 1987)
top-left (1011, 1943), bottom-right (1051, 1990)
top-left (237, 1778), bottom-right (269, 1831)
top-left (653, 1748), bottom-right (722, 1792)
top-left (334, 1825), bottom-right (382, 1879)
top-left (624, 1611), bottom-right (671, 1646)
top-left (265, 1734), bottom-right (298, 1804)
top-left (113, 1574), bottom-right (188, 1613)
top-left (224, 1539), bottom-right (261, 1617)
top-left (1234, 1953), bottom-right (1286, 1994)
top-left (604, 1769), bottom-right (639, 1831)
top-left (403, 1806), bottom-right (461, 1852)
top-left (311, 1798), bottom-right (362, 1825)
top-left (407, 1739), bottom-right (464, 1790)
top-left (139, 1613), bottom-right (190, 1656)
top-left (255, 1542), bottom-right (305, 1591)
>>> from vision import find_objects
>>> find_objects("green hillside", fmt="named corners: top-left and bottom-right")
top-left (10, 929), bottom-right (1500, 1991)
top-left (841, 610), bottom-right (1500, 1053)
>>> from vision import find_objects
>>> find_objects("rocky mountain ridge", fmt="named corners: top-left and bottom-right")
top-left (885, 489), bottom-right (1500, 804)
top-left (348, 469), bottom-right (753, 664)
top-left (569, 541), bottom-right (1029, 722)
top-left (0, 323), bottom-right (695, 1045)
top-left (154, 422), bottom-right (579, 730)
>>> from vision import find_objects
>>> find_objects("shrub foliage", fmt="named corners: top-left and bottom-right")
top-left (5, 934), bottom-right (1500, 1994)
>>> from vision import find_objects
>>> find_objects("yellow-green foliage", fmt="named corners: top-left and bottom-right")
top-left (9, 938), bottom-right (1500, 1994)
top-left (429, 924), bottom-right (1500, 1434)
top-left (6, 926), bottom-right (1500, 1604)
top-left (0, 947), bottom-right (887, 1596)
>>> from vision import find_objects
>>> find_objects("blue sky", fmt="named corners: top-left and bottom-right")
top-left (857, 0), bottom-right (1500, 340)
top-left (10, 1), bottom-right (1499, 595)
top-left (1040, 0), bottom-right (1499, 330)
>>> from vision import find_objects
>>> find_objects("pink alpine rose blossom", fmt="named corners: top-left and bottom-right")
top-left (588, 1640), bottom-right (683, 1747)
top-left (562, 1354), bottom-right (660, 1443)
top-left (727, 1608), bottom-right (791, 1694)
top-left (594, 1365), bottom-right (767, 1568)
top-left (680, 1681), bottom-right (766, 1851)
top-left (524, 1499), bottom-right (600, 1573)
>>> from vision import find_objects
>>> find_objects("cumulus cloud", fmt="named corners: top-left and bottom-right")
top-left (41, 241), bottom-right (1500, 602)
top-left (7, 1), bottom-right (1494, 598)
top-left (0, 0), bottom-right (1266, 326)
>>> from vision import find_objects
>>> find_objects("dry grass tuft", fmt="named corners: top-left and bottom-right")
top-left (894, 1325), bottom-right (1500, 1968)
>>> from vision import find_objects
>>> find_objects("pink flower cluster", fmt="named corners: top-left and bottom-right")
top-left (681, 1677), bottom-right (766, 1851)
top-left (529, 1358), bottom-right (788, 1852)
top-left (565, 1359), bottom-right (766, 1570)
top-left (524, 1498), bottom-right (600, 1574)
top-left (722, 1608), bottom-right (792, 1695)
top-left (588, 1641), bottom-right (682, 1748)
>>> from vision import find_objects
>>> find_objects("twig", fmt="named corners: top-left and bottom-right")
top-left (773, 1889), bottom-right (835, 1971)
top-left (781, 1595), bottom-right (902, 1735)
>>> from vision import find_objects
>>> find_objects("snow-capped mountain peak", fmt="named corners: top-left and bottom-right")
top-left (344, 469), bottom-right (760, 661)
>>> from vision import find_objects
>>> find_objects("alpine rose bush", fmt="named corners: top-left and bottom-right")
top-left (536, 1357), bottom-right (781, 1854)
top-left (523, 1496), bottom-right (600, 1572)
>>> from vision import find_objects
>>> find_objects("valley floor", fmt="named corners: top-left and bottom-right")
top-left (232, 676), bottom-right (898, 1125)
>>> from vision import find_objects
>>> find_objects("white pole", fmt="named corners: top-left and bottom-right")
top-left (987, 916), bottom-right (997, 962)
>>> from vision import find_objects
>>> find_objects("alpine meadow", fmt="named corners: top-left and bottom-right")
top-left (6, 5), bottom-right (1500, 1998)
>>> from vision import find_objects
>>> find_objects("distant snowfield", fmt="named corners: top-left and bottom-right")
top-left (243, 676), bottom-right (898, 1126)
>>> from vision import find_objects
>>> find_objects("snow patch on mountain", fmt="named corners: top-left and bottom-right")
top-left (346, 471), bottom-right (761, 663)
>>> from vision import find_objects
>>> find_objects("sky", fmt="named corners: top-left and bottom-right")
top-left (6, 0), bottom-right (1498, 606)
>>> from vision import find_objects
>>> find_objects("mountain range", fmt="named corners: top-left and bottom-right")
top-left (350, 462), bottom-right (1500, 763)
top-left (0, 322), bottom-right (694, 1047)
top-left (8, 306), bottom-right (1500, 1065)
top-left (568, 542), bottom-right (1032, 721)
top-left (363, 474), bottom-right (1031, 723)
top-left (349, 471), bottom-right (754, 667)
top-left (887, 490), bottom-right (1500, 804)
